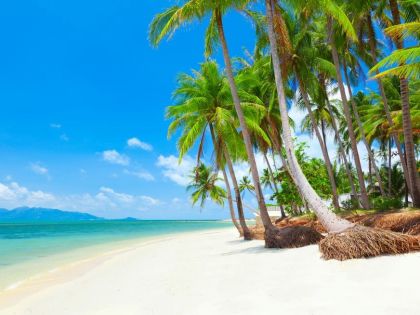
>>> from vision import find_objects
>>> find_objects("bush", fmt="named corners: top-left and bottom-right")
top-left (371, 196), bottom-right (403, 211)
top-left (341, 198), bottom-right (359, 211)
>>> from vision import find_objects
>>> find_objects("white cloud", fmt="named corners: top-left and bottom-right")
top-left (0, 182), bottom-right (55, 206)
top-left (97, 187), bottom-right (135, 204)
top-left (156, 155), bottom-right (195, 186)
top-left (127, 137), bottom-right (153, 151)
top-left (0, 182), bottom-right (162, 217)
top-left (31, 163), bottom-right (49, 176)
top-left (50, 123), bottom-right (61, 129)
top-left (60, 134), bottom-right (69, 141)
top-left (139, 195), bottom-right (161, 206)
top-left (124, 169), bottom-right (155, 181)
top-left (172, 197), bottom-right (182, 204)
top-left (102, 150), bottom-right (130, 166)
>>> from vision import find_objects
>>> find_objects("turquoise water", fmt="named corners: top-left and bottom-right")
top-left (0, 220), bottom-right (230, 290)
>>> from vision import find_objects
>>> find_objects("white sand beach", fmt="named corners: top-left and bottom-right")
top-left (1, 228), bottom-right (420, 315)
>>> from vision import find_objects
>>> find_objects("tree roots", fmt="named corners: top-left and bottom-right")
top-left (319, 225), bottom-right (420, 261)
top-left (264, 226), bottom-right (324, 248)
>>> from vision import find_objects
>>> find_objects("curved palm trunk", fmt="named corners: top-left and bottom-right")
top-left (263, 152), bottom-right (286, 218)
top-left (209, 124), bottom-right (249, 238)
top-left (277, 146), bottom-right (308, 210)
top-left (224, 151), bottom-right (252, 240)
top-left (366, 13), bottom-right (410, 195)
top-left (327, 17), bottom-right (370, 209)
top-left (299, 83), bottom-right (340, 210)
top-left (389, 0), bottom-right (420, 207)
top-left (265, 0), bottom-right (353, 233)
top-left (342, 61), bottom-right (386, 196)
top-left (388, 139), bottom-right (392, 195)
top-left (321, 84), bottom-right (359, 205)
top-left (221, 167), bottom-right (242, 234)
top-left (215, 10), bottom-right (273, 231)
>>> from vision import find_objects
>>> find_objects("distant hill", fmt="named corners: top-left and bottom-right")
top-left (0, 207), bottom-right (103, 222)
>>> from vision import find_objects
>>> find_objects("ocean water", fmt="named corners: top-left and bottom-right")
top-left (0, 220), bottom-right (230, 290)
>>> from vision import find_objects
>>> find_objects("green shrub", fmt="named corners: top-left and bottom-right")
top-left (371, 196), bottom-right (403, 211)
top-left (341, 198), bottom-right (359, 211)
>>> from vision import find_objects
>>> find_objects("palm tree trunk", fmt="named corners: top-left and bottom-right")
top-left (321, 119), bottom-right (327, 147)
top-left (388, 139), bottom-right (392, 195)
top-left (208, 125), bottom-right (242, 234)
top-left (322, 86), bottom-right (359, 205)
top-left (221, 166), bottom-right (242, 234)
top-left (224, 149), bottom-right (252, 240)
top-left (263, 152), bottom-right (286, 218)
top-left (277, 145), bottom-right (308, 212)
top-left (342, 60), bottom-right (386, 196)
top-left (215, 10), bottom-right (273, 232)
top-left (265, 0), bottom-right (353, 233)
top-left (327, 17), bottom-right (370, 209)
top-left (366, 12), bottom-right (410, 195)
top-left (299, 83), bottom-right (340, 210)
top-left (369, 155), bottom-right (373, 189)
top-left (389, 0), bottom-right (420, 207)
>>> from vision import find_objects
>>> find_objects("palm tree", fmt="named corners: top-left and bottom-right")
top-left (235, 54), bottom-right (289, 217)
top-left (239, 176), bottom-right (255, 197)
top-left (339, 42), bottom-right (387, 197)
top-left (149, 0), bottom-right (277, 241)
top-left (166, 61), bottom-right (252, 238)
top-left (187, 164), bottom-right (226, 208)
top-left (370, 22), bottom-right (420, 80)
top-left (324, 5), bottom-right (370, 209)
top-left (316, 75), bottom-right (359, 205)
top-left (386, 0), bottom-right (420, 207)
top-left (281, 9), bottom-right (341, 210)
top-left (345, 85), bottom-right (386, 196)
top-left (264, 0), bottom-right (354, 235)
top-left (353, 2), bottom-right (411, 202)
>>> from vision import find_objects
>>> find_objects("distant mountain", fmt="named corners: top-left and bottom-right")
top-left (0, 207), bottom-right (103, 222)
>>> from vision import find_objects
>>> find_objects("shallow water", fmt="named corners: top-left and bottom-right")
top-left (0, 220), bottom-right (230, 290)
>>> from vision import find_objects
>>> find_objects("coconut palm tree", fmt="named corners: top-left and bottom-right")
top-left (341, 47), bottom-right (386, 197)
top-left (167, 61), bottom-right (253, 239)
top-left (324, 6), bottom-right (370, 209)
top-left (384, 0), bottom-right (420, 207)
top-left (239, 176), bottom-right (255, 197)
top-left (356, 1), bottom-right (410, 190)
top-left (264, 0), bottom-right (354, 235)
top-left (275, 9), bottom-right (341, 210)
top-left (266, 0), bottom-right (420, 260)
top-left (149, 0), bottom-right (278, 242)
top-left (187, 164), bottom-right (226, 208)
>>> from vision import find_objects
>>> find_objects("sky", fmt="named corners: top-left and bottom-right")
top-left (0, 0), bottom-right (266, 219)
top-left (0, 1), bottom-right (382, 219)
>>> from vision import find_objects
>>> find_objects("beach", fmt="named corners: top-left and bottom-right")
top-left (0, 228), bottom-right (420, 315)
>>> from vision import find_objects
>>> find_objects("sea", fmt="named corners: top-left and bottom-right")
top-left (0, 220), bottom-right (230, 291)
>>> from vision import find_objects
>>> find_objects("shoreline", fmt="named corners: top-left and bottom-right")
top-left (1, 228), bottom-right (420, 314)
top-left (0, 228), bottom-right (230, 310)
top-left (0, 221), bottom-right (232, 292)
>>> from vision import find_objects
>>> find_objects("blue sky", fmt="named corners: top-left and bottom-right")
top-left (0, 0), bottom-right (263, 219)
top-left (0, 1), bottom-right (394, 219)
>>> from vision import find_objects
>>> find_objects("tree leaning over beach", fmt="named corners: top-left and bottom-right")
top-left (166, 61), bottom-right (253, 239)
top-left (148, 0), bottom-right (318, 247)
top-left (262, 0), bottom-right (420, 259)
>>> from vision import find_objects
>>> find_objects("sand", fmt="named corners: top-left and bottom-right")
top-left (1, 228), bottom-right (420, 315)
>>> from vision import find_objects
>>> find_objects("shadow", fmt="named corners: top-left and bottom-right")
top-left (225, 239), bottom-right (250, 244)
top-left (221, 245), bottom-right (294, 256)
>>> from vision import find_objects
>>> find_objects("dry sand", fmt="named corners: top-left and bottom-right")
top-left (1, 228), bottom-right (420, 315)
